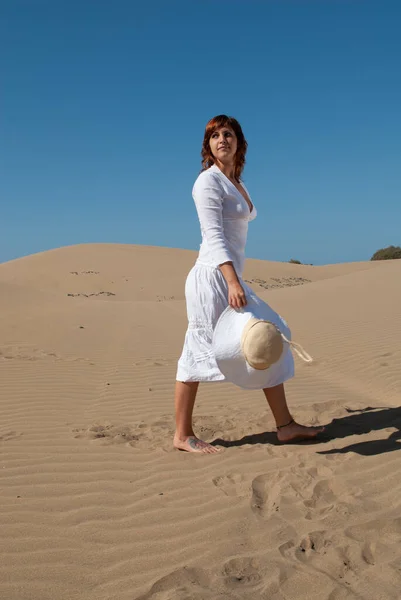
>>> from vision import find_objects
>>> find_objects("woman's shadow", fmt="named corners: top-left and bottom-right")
top-left (213, 406), bottom-right (401, 456)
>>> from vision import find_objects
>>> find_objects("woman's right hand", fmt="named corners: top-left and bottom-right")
top-left (219, 262), bottom-right (247, 309)
top-left (227, 281), bottom-right (247, 309)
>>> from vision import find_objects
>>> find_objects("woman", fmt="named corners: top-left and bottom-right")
top-left (174, 115), bottom-right (324, 453)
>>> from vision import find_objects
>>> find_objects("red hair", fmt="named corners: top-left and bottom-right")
top-left (200, 114), bottom-right (248, 181)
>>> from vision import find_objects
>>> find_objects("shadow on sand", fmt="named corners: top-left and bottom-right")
top-left (213, 406), bottom-right (401, 457)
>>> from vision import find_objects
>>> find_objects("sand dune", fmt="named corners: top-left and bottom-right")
top-left (1, 243), bottom-right (400, 600)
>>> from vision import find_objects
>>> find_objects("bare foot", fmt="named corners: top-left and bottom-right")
top-left (277, 420), bottom-right (325, 443)
top-left (173, 434), bottom-right (221, 454)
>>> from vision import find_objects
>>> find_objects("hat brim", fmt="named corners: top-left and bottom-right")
top-left (212, 295), bottom-right (295, 389)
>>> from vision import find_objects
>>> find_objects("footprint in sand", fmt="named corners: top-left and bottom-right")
top-left (74, 419), bottom-right (178, 451)
top-left (345, 516), bottom-right (401, 566)
top-left (222, 555), bottom-right (272, 588)
top-left (279, 529), bottom-right (365, 590)
top-left (328, 588), bottom-right (359, 600)
top-left (281, 522), bottom-right (401, 597)
top-left (134, 559), bottom-right (278, 599)
top-left (134, 566), bottom-right (213, 600)
top-left (303, 477), bottom-right (363, 522)
top-left (0, 346), bottom-right (62, 361)
top-left (347, 516), bottom-right (401, 542)
top-left (251, 473), bottom-right (283, 518)
top-left (212, 472), bottom-right (250, 497)
top-left (133, 358), bottom-right (170, 367)
top-left (0, 431), bottom-right (23, 442)
top-left (250, 467), bottom-right (308, 522)
top-left (296, 531), bottom-right (332, 562)
top-left (304, 479), bottom-right (339, 509)
top-left (249, 463), bottom-right (348, 524)
top-left (279, 530), bottom-right (332, 563)
top-left (74, 424), bottom-right (140, 445)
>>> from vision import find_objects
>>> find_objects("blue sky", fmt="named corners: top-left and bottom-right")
top-left (2, 0), bottom-right (400, 265)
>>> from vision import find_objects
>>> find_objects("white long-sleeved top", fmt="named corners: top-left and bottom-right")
top-left (192, 164), bottom-right (257, 277)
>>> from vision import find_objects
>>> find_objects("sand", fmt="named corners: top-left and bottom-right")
top-left (0, 243), bottom-right (400, 600)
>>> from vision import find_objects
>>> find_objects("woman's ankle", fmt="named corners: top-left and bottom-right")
top-left (174, 430), bottom-right (195, 441)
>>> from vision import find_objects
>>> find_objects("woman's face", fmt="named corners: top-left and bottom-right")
top-left (209, 126), bottom-right (238, 164)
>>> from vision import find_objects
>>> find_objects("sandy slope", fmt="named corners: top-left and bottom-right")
top-left (0, 244), bottom-right (400, 600)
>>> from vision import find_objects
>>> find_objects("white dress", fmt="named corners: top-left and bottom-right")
top-left (176, 164), bottom-right (294, 386)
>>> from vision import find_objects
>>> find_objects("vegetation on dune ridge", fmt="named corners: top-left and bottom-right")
top-left (288, 258), bottom-right (313, 265)
top-left (288, 245), bottom-right (401, 265)
top-left (371, 245), bottom-right (401, 261)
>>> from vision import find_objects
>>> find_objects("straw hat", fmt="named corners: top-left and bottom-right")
top-left (212, 295), bottom-right (312, 389)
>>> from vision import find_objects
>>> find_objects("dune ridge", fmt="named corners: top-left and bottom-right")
top-left (1, 244), bottom-right (400, 600)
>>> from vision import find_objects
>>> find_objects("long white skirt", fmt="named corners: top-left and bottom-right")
top-left (176, 263), bottom-right (295, 388)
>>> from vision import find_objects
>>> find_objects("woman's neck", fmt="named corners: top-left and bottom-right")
top-left (214, 160), bottom-right (235, 181)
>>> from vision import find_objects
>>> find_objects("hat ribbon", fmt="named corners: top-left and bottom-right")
top-left (281, 334), bottom-right (313, 363)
